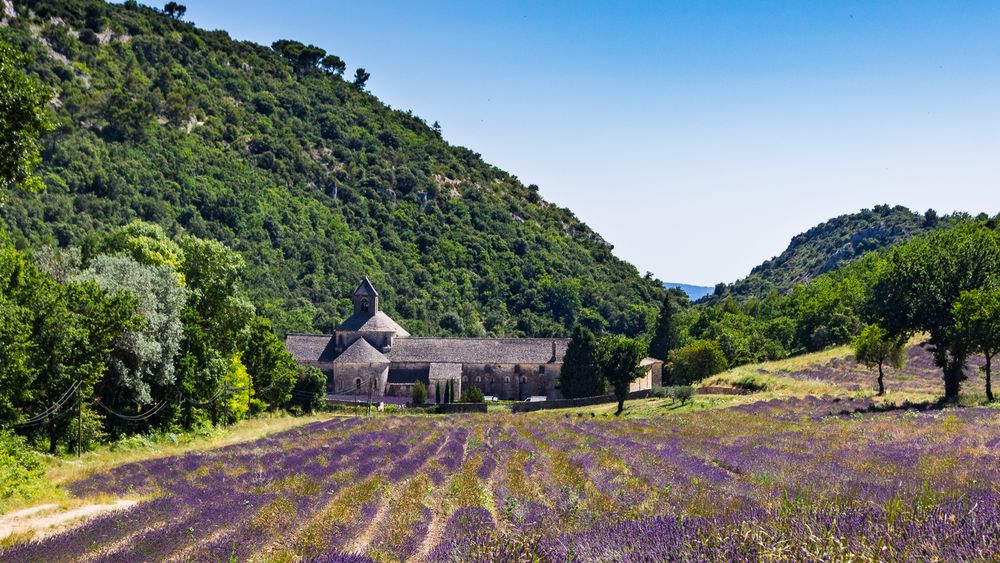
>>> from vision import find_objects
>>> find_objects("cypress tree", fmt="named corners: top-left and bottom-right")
top-left (648, 291), bottom-right (680, 361)
top-left (558, 325), bottom-right (603, 398)
top-left (435, 381), bottom-right (441, 403)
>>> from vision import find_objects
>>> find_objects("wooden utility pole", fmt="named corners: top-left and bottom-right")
top-left (76, 382), bottom-right (82, 458)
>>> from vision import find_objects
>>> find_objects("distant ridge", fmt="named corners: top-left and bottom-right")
top-left (663, 282), bottom-right (714, 301)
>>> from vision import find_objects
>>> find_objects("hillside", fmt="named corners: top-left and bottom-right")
top-left (663, 282), bottom-right (714, 301)
top-left (729, 205), bottom-right (961, 297)
top-left (0, 0), bottom-right (662, 338)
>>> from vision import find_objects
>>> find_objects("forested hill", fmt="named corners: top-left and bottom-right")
top-left (0, 0), bottom-right (663, 338)
top-left (728, 205), bottom-right (965, 297)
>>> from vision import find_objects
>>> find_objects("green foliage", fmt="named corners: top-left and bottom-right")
top-left (868, 223), bottom-right (1000, 399)
top-left (0, 39), bottom-right (52, 193)
top-left (289, 365), bottom-right (325, 413)
top-left (669, 340), bottom-right (729, 385)
top-left (460, 386), bottom-right (485, 403)
top-left (220, 354), bottom-right (251, 422)
top-left (558, 325), bottom-right (603, 399)
top-left (668, 385), bottom-right (694, 404)
top-left (953, 288), bottom-right (1000, 401)
top-left (0, 0), bottom-right (662, 340)
top-left (411, 380), bottom-right (427, 405)
top-left (853, 324), bottom-right (906, 396)
top-left (597, 335), bottom-right (645, 416)
top-left (648, 290), bottom-right (682, 360)
top-left (0, 429), bottom-right (43, 502)
top-left (242, 317), bottom-right (298, 412)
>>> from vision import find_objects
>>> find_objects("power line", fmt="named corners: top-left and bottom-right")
top-left (12, 380), bottom-right (82, 428)
top-left (94, 398), bottom-right (170, 421)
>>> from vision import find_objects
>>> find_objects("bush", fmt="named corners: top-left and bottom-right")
top-left (0, 430), bottom-right (44, 502)
top-left (732, 374), bottom-right (769, 392)
top-left (669, 385), bottom-right (694, 404)
top-left (412, 380), bottom-right (428, 405)
top-left (668, 340), bottom-right (729, 384)
top-left (460, 387), bottom-right (485, 403)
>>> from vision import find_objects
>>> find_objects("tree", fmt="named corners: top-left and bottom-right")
top-left (0, 40), bottom-right (53, 194)
top-left (220, 354), bottom-right (251, 423)
top-left (242, 317), bottom-right (297, 412)
top-left (669, 340), bottom-right (728, 385)
top-left (460, 386), bottom-right (484, 403)
top-left (320, 55), bottom-right (346, 76)
top-left (435, 381), bottom-right (441, 404)
top-left (648, 291), bottom-right (681, 360)
top-left (598, 336), bottom-right (646, 416)
top-left (163, 2), bottom-right (186, 19)
top-left (352, 68), bottom-right (371, 91)
top-left (953, 288), bottom-right (1000, 402)
top-left (558, 325), bottom-right (603, 398)
top-left (924, 208), bottom-right (940, 228)
top-left (868, 224), bottom-right (1000, 400)
top-left (75, 256), bottom-right (186, 412)
top-left (289, 366), bottom-right (325, 413)
top-left (411, 380), bottom-right (427, 405)
top-left (853, 324), bottom-right (906, 396)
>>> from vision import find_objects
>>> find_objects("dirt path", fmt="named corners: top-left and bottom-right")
top-left (0, 500), bottom-right (137, 541)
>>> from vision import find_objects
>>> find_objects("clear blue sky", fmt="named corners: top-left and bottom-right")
top-left (183, 1), bottom-right (1000, 286)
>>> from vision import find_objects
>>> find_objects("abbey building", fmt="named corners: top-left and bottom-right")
top-left (286, 278), bottom-right (662, 402)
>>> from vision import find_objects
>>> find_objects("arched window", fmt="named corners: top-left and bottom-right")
top-left (505, 377), bottom-right (510, 383)
top-left (520, 376), bottom-right (527, 384)
top-left (355, 378), bottom-right (362, 390)
top-left (475, 377), bottom-right (482, 383)
top-left (361, 298), bottom-right (369, 312)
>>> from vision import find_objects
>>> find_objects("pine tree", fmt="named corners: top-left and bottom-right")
top-left (558, 326), bottom-right (603, 399)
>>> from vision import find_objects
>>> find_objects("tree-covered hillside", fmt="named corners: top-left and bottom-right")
top-left (0, 0), bottom-right (662, 338)
top-left (728, 205), bottom-right (966, 298)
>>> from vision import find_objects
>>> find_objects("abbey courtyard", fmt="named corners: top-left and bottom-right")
top-left (286, 278), bottom-right (663, 402)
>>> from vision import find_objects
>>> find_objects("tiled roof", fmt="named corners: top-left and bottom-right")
top-left (334, 338), bottom-right (390, 364)
top-left (353, 277), bottom-right (379, 296)
top-left (337, 311), bottom-right (411, 336)
top-left (285, 333), bottom-right (336, 362)
top-left (388, 338), bottom-right (570, 364)
top-left (641, 357), bottom-right (664, 366)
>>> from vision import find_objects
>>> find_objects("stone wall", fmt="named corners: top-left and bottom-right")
top-left (459, 363), bottom-right (560, 400)
top-left (511, 389), bottom-right (654, 413)
top-left (332, 363), bottom-right (389, 395)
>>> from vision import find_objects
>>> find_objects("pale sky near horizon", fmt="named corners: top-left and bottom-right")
top-left (182, 1), bottom-right (1000, 286)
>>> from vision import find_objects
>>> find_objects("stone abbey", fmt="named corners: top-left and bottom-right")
top-left (286, 278), bottom-right (662, 402)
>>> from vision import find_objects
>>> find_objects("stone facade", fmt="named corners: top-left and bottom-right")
top-left (286, 278), bottom-right (663, 403)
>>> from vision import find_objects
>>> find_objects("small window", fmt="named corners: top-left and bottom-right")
top-left (462, 376), bottom-right (468, 382)
top-left (505, 377), bottom-right (510, 383)
top-left (514, 365), bottom-right (521, 374)
top-left (490, 378), bottom-right (495, 384)
top-left (355, 378), bottom-right (362, 390)
top-left (475, 377), bottom-right (481, 383)
top-left (361, 298), bottom-right (369, 312)
top-left (520, 376), bottom-right (527, 384)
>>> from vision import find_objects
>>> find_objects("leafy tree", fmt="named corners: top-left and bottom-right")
top-left (460, 386), bottom-right (485, 403)
top-left (75, 256), bottom-right (186, 410)
top-left (558, 325), bottom-right (603, 398)
top-left (411, 380), bottom-right (427, 405)
top-left (220, 354), bottom-right (251, 423)
top-left (853, 324), bottom-right (906, 396)
top-left (648, 291), bottom-right (681, 360)
top-left (242, 317), bottom-right (298, 412)
top-left (320, 55), bottom-right (346, 76)
top-left (953, 288), bottom-right (1000, 402)
top-left (669, 340), bottom-right (728, 385)
top-left (353, 67), bottom-right (371, 91)
top-left (0, 40), bottom-right (52, 193)
top-left (289, 366), bottom-right (325, 413)
top-left (163, 2), bottom-right (186, 19)
top-left (598, 336), bottom-right (646, 416)
top-left (868, 224), bottom-right (1000, 400)
top-left (924, 208), bottom-right (939, 228)
top-left (88, 221), bottom-right (185, 278)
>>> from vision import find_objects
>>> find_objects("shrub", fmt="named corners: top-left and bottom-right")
top-left (668, 385), bottom-right (694, 404)
top-left (732, 375), bottom-right (769, 392)
top-left (668, 340), bottom-right (729, 384)
top-left (412, 381), bottom-right (428, 405)
top-left (460, 387), bottom-right (485, 403)
top-left (0, 430), bottom-right (44, 502)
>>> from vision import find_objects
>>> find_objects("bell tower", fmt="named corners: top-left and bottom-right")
top-left (353, 277), bottom-right (379, 316)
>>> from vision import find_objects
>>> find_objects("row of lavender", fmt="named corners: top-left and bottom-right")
top-left (4, 400), bottom-right (1000, 561)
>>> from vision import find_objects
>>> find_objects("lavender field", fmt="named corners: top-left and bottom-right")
top-left (3, 397), bottom-right (1000, 562)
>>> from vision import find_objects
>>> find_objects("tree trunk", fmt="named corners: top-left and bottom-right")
top-left (986, 356), bottom-right (994, 403)
top-left (943, 357), bottom-right (964, 402)
top-left (615, 397), bottom-right (625, 416)
top-left (48, 420), bottom-right (58, 454)
top-left (877, 361), bottom-right (885, 396)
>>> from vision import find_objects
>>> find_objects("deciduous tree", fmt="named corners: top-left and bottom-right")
top-left (0, 40), bottom-right (52, 194)
top-left (953, 288), bottom-right (1000, 402)
top-left (853, 324), bottom-right (906, 396)
top-left (598, 336), bottom-right (645, 416)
